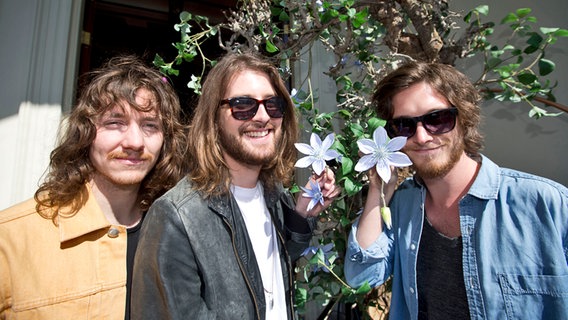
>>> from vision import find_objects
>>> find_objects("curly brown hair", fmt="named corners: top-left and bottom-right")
top-left (187, 52), bottom-right (299, 197)
top-left (372, 61), bottom-right (484, 160)
top-left (35, 55), bottom-right (187, 219)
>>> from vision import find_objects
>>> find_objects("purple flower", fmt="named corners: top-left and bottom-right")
top-left (301, 242), bottom-right (335, 273)
top-left (301, 179), bottom-right (324, 212)
top-left (295, 133), bottom-right (341, 175)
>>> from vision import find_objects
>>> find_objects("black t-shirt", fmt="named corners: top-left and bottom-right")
top-left (416, 216), bottom-right (471, 320)
top-left (125, 215), bottom-right (144, 320)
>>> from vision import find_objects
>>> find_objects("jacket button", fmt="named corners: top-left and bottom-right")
top-left (107, 228), bottom-right (120, 238)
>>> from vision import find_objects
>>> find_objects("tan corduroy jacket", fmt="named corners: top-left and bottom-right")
top-left (0, 186), bottom-right (128, 319)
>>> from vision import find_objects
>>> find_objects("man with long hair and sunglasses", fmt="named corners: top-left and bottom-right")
top-left (344, 61), bottom-right (568, 319)
top-left (0, 56), bottom-right (187, 319)
top-left (131, 52), bottom-right (339, 320)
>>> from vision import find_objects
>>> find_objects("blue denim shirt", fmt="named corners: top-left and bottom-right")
top-left (345, 155), bottom-right (568, 320)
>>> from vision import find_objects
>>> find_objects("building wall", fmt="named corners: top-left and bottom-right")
top-left (0, 0), bottom-right (83, 209)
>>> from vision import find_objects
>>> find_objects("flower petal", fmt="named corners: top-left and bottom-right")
top-left (386, 136), bottom-right (407, 152)
top-left (373, 126), bottom-right (389, 145)
top-left (354, 154), bottom-right (377, 172)
top-left (323, 149), bottom-right (341, 161)
top-left (320, 133), bottom-right (335, 151)
top-left (357, 139), bottom-right (376, 154)
top-left (310, 133), bottom-right (323, 148)
top-left (295, 156), bottom-right (315, 168)
top-left (388, 152), bottom-right (413, 167)
top-left (312, 159), bottom-right (326, 175)
top-left (295, 143), bottom-right (314, 155)
top-left (375, 159), bottom-right (392, 182)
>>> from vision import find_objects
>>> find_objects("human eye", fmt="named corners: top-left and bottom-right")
top-left (142, 120), bottom-right (162, 133)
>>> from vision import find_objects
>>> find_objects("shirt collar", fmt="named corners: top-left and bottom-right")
top-left (412, 154), bottom-right (500, 201)
top-left (466, 154), bottom-right (500, 200)
top-left (56, 184), bottom-right (110, 243)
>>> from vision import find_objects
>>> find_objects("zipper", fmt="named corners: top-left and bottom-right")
top-left (221, 216), bottom-right (262, 320)
top-left (273, 213), bottom-right (296, 319)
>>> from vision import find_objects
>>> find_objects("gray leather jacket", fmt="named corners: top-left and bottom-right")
top-left (131, 177), bottom-right (314, 320)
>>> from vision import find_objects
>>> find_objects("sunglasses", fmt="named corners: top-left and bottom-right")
top-left (385, 107), bottom-right (458, 138)
top-left (220, 96), bottom-right (285, 121)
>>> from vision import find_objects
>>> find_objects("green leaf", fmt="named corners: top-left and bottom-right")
top-left (526, 32), bottom-right (543, 47)
top-left (344, 177), bottom-right (362, 196)
top-left (516, 8), bottom-right (532, 18)
top-left (355, 282), bottom-right (372, 295)
top-left (517, 72), bottom-right (537, 85)
top-left (367, 117), bottom-right (385, 132)
top-left (554, 29), bottom-right (568, 37)
top-left (501, 13), bottom-right (517, 24)
top-left (265, 40), bottom-right (279, 53)
top-left (474, 5), bottom-right (489, 16)
top-left (341, 157), bottom-right (354, 176)
top-left (538, 58), bottom-right (555, 76)
top-left (487, 57), bottom-right (502, 70)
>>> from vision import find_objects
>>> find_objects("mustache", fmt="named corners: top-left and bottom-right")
top-left (107, 151), bottom-right (153, 161)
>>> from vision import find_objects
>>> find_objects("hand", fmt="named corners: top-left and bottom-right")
top-left (295, 167), bottom-right (341, 218)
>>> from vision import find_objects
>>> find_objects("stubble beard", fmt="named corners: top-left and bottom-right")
top-left (411, 137), bottom-right (464, 180)
top-left (219, 125), bottom-right (280, 166)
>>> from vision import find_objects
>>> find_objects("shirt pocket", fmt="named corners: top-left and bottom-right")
top-left (498, 273), bottom-right (568, 319)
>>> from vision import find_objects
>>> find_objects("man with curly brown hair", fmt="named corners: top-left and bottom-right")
top-left (0, 56), bottom-right (187, 320)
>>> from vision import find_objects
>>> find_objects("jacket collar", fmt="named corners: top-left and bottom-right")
top-left (56, 184), bottom-right (111, 243)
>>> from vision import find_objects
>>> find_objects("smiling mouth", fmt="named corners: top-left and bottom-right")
top-left (244, 130), bottom-right (270, 138)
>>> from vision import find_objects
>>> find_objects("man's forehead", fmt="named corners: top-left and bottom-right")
top-left (101, 103), bottom-right (159, 118)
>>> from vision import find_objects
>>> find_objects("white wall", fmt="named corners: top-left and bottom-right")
top-left (0, 0), bottom-right (83, 210)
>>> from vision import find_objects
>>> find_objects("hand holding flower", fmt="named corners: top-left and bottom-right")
top-left (296, 168), bottom-right (341, 218)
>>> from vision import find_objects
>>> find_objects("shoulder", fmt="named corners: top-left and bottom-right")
top-left (153, 176), bottom-right (204, 209)
top-left (0, 198), bottom-right (42, 224)
top-left (498, 167), bottom-right (567, 200)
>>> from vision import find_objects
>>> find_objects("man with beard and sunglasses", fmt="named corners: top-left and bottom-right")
top-left (131, 52), bottom-right (339, 320)
top-left (344, 61), bottom-right (568, 320)
top-left (0, 56), bottom-right (187, 319)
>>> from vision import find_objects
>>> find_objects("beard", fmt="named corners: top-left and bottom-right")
top-left (411, 136), bottom-right (464, 180)
top-left (219, 123), bottom-right (280, 166)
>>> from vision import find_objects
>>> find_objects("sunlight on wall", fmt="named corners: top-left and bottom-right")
top-left (0, 102), bottom-right (61, 210)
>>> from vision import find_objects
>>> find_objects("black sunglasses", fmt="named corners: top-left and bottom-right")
top-left (386, 107), bottom-right (458, 138)
top-left (220, 96), bottom-right (285, 121)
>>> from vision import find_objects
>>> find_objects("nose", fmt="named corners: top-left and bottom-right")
top-left (251, 103), bottom-right (271, 122)
top-left (122, 124), bottom-right (145, 150)
top-left (412, 122), bottom-right (433, 144)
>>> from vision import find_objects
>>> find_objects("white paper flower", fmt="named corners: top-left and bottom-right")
top-left (295, 133), bottom-right (341, 175)
top-left (355, 126), bottom-right (412, 183)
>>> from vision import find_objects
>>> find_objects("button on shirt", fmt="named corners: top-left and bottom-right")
top-left (344, 155), bottom-right (568, 320)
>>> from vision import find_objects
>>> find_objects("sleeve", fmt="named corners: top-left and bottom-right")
top-left (281, 191), bottom-right (315, 261)
top-left (130, 198), bottom-right (219, 320)
top-left (343, 218), bottom-right (395, 289)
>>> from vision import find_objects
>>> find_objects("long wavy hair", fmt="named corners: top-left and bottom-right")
top-left (187, 52), bottom-right (299, 197)
top-left (35, 55), bottom-right (187, 219)
top-left (372, 61), bottom-right (484, 160)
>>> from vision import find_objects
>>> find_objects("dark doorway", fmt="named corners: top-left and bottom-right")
top-left (79, 0), bottom-right (236, 116)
